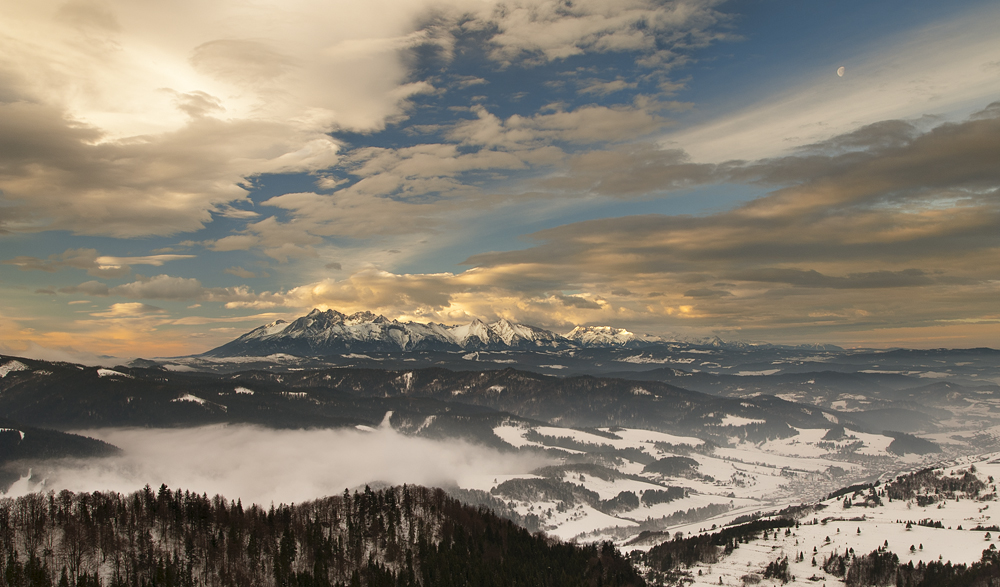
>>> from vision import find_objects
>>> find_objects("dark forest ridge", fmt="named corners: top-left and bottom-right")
top-left (0, 484), bottom-right (643, 587)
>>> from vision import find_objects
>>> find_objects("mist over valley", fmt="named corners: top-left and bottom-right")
top-left (2, 0), bottom-right (999, 582)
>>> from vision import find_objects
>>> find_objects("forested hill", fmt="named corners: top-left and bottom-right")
top-left (0, 484), bottom-right (644, 587)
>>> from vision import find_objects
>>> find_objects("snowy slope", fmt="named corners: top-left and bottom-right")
top-left (204, 309), bottom-right (574, 356)
top-left (199, 307), bottom-right (865, 359)
top-left (631, 453), bottom-right (1000, 586)
top-left (474, 420), bottom-right (930, 544)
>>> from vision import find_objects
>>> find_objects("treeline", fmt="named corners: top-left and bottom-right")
top-left (633, 517), bottom-right (796, 584)
top-left (490, 477), bottom-right (685, 517)
top-left (0, 484), bottom-right (644, 587)
top-left (884, 466), bottom-right (988, 502)
top-left (884, 432), bottom-right (941, 456)
top-left (640, 458), bottom-right (697, 477)
top-left (824, 546), bottom-right (1000, 587)
top-left (521, 431), bottom-right (654, 465)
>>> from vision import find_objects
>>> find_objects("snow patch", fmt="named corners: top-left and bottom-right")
top-left (735, 369), bottom-right (781, 376)
top-left (97, 368), bottom-right (132, 378)
top-left (415, 415), bottom-right (436, 433)
top-left (719, 415), bottom-right (766, 427)
top-left (492, 424), bottom-right (534, 448)
top-left (162, 364), bottom-right (198, 372)
top-left (620, 355), bottom-right (670, 364)
top-left (917, 371), bottom-right (952, 378)
top-left (234, 387), bottom-right (255, 395)
top-left (0, 360), bottom-right (29, 378)
top-left (171, 394), bottom-right (227, 412)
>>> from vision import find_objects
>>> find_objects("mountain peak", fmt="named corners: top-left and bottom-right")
top-left (202, 308), bottom-right (772, 357)
top-left (346, 311), bottom-right (383, 324)
top-left (564, 325), bottom-right (638, 347)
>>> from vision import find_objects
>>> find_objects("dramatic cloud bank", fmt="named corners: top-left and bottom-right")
top-left (2, 0), bottom-right (998, 355)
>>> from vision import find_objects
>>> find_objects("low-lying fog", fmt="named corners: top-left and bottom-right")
top-left (5, 424), bottom-right (550, 505)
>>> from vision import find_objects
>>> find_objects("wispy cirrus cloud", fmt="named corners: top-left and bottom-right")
top-left (658, 4), bottom-right (1000, 163)
top-left (3, 249), bottom-right (195, 277)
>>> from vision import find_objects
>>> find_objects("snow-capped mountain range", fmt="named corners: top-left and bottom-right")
top-left (202, 308), bottom-right (841, 358)
top-left (203, 308), bottom-right (685, 357)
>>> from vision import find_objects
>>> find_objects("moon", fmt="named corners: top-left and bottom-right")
top-left (837, 66), bottom-right (846, 77)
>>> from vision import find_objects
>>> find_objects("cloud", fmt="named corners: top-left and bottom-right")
top-left (5, 249), bottom-right (110, 274)
top-left (109, 275), bottom-right (206, 300)
top-left (436, 107), bottom-right (1000, 341)
top-left (59, 281), bottom-right (111, 296)
top-left (0, 101), bottom-right (339, 237)
top-left (451, 75), bottom-right (488, 88)
top-left (448, 103), bottom-right (669, 148)
top-left (555, 294), bottom-right (603, 309)
top-left (683, 288), bottom-right (731, 298)
top-left (6, 425), bottom-right (551, 507)
top-left (467, 0), bottom-right (727, 66)
top-left (188, 39), bottom-right (297, 88)
top-left (57, 274), bottom-right (290, 311)
top-left (539, 144), bottom-right (715, 196)
top-left (277, 267), bottom-right (655, 333)
top-left (224, 266), bottom-right (257, 279)
top-left (0, 0), bottom-right (518, 238)
top-left (578, 78), bottom-right (637, 96)
top-left (90, 303), bottom-right (165, 318)
top-left (37, 105), bottom-right (999, 347)
top-left (727, 268), bottom-right (948, 289)
top-left (0, 0), bottom-right (730, 264)
top-left (3, 249), bottom-right (195, 277)
top-left (242, 99), bottom-right (675, 243)
top-left (54, 0), bottom-right (122, 32)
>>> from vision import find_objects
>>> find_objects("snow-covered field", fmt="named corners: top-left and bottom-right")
top-left (473, 420), bottom-right (957, 544)
top-left (646, 454), bottom-right (1000, 586)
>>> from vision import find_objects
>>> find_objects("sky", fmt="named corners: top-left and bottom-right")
top-left (1, 0), bottom-right (999, 360)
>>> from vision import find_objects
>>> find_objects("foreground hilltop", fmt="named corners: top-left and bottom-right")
top-left (0, 484), bottom-right (642, 587)
top-left (629, 452), bottom-right (1000, 586)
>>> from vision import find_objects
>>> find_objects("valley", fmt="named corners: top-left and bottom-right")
top-left (2, 311), bottom-right (999, 585)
